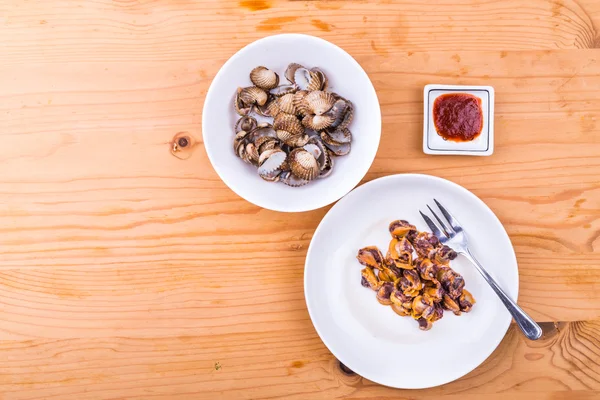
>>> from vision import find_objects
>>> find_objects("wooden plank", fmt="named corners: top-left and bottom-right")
top-left (0, 51), bottom-right (598, 339)
top-left (0, 256), bottom-right (598, 340)
top-left (0, 0), bottom-right (598, 67)
top-left (0, 321), bottom-right (598, 399)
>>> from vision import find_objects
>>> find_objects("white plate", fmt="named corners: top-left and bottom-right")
top-left (203, 34), bottom-right (381, 212)
top-left (305, 174), bottom-right (518, 388)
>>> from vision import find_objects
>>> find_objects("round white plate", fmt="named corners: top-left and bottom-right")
top-left (305, 174), bottom-right (518, 388)
top-left (202, 34), bottom-right (381, 212)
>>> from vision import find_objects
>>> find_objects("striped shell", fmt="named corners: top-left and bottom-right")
top-left (285, 134), bottom-right (310, 147)
top-left (304, 91), bottom-right (336, 115)
top-left (239, 86), bottom-right (268, 107)
top-left (280, 171), bottom-right (310, 187)
top-left (293, 90), bottom-right (310, 116)
top-left (273, 113), bottom-right (304, 136)
top-left (302, 114), bottom-right (335, 131)
top-left (258, 149), bottom-right (286, 174)
top-left (276, 93), bottom-right (296, 115)
top-left (322, 127), bottom-right (352, 145)
top-left (284, 63), bottom-right (304, 84)
top-left (294, 68), bottom-right (326, 92)
top-left (250, 66), bottom-right (279, 90)
top-left (235, 115), bottom-right (257, 132)
top-left (324, 141), bottom-right (351, 156)
top-left (289, 148), bottom-right (320, 181)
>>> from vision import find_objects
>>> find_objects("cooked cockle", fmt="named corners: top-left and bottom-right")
top-left (438, 266), bottom-right (465, 299)
top-left (399, 269), bottom-right (423, 297)
top-left (389, 220), bottom-right (417, 239)
top-left (417, 317), bottom-right (433, 331)
top-left (390, 288), bottom-right (414, 311)
top-left (411, 295), bottom-right (434, 320)
top-left (428, 303), bottom-right (444, 322)
top-left (458, 289), bottom-right (476, 312)
top-left (376, 282), bottom-right (395, 306)
top-left (412, 231), bottom-right (441, 259)
top-left (433, 245), bottom-right (458, 265)
top-left (377, 268), bottom-right (393, 282)
top-left (361, 267), bottom-right (382, 291)
top-left (415, 258), bottom-right (438, 281)
top-left (357, 246), bottom-right (385, 269)
top-left (380, 265), bottom-right (402, 282)
top-left (357, 219), bottom-right (476, 332)
top-left (391, 303), bottom-right (411, 317)
top-left (442, 293), bottom-right (461, 315)
top-left (387, 237), bottom-right (413, 269)
top-left (423, 281), bottom-right (444, 303)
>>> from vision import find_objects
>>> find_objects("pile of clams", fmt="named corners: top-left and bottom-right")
top-left (357, 220), bottom-right (475, 331)
top-left (233, 63), bottom-right (354, 186)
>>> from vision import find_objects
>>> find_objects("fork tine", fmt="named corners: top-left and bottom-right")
top-left (419, 210), bottom-right (446, 239)
top-left (427, 205), bottom-right (453, 235)
top-left (434, 199), bottom-right (462, 232)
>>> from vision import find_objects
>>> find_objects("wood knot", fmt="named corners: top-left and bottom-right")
top-left (170, 132), bottom-right (197, 160)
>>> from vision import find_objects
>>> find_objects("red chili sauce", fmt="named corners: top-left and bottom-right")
top-left (433, 93), bottom-right (483, 142)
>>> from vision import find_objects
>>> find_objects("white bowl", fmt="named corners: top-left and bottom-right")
top-left (202, 34), bottom-right (381, 212)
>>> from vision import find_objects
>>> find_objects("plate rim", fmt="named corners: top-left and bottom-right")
top-left (201, 33), bottom-right (382, 212)
top-left (304, 173), bottom-right (518, 389)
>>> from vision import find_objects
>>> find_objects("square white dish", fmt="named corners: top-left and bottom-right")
top-left (423, 84), bottom-right (495, 156)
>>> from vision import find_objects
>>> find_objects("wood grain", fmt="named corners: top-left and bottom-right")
top-left (1, 321), bottom-right (599, 399)
top-left (1, 0), bottom-right (600, 398)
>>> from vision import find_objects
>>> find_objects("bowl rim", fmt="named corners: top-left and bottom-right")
top-left (202, 33), bottom-right (382, 212)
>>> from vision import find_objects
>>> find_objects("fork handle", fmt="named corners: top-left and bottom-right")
top-left (462, 249), bottom-right (543, 340)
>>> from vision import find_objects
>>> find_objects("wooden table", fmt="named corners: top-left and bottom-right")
top-left (1, 0), bottom-right (599, 398)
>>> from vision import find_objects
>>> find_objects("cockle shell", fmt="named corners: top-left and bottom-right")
top-left (322, 127), bottom-right (352, 145)
top-left (289, 148), bottom-right (320, 181)
top-left (276, 93), bottom-right (296, 115)
top-left (270, 84), bottom-right (297, 97)
top-left (273, 113), bottom-right (304, 136)
top-left (258, 149), bottom-right (286, 176)
top-left (279, 171), bottom-right (309, 187)
top-left (250, 66), bottom-right (279, 90)
top-left (323, 140), bottom-right (351, 156)
top-left (304, 90), bottom-right (336, 115)
top-left (235, 115), bottom-right (257, 132)
top-left (303, 114), bottom-right (335, 131)
top-left (239, 86), bottom-right (268, 106)
top-left (284, 63), bottom-right (304, 84)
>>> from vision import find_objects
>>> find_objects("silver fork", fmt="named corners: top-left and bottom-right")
top-left (420, 199), bottom-right (542, 340)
